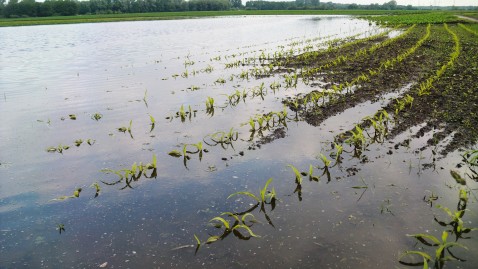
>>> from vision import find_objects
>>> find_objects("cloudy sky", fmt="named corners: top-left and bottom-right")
top-left (320, 0), bottom-right (477, 6)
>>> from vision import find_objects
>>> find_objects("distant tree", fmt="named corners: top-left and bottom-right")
top-left (348, 3), bottom-right (358, 10)
top-left (17, 0), bottom-right (36, 17)
top-left (383, 0), bottom-right (397, 10)
top-left (3, 0), bottom-right (20, 17)
top-left (51, 0), bottom-right (79, 16)
top-left (0, 0), bottom-right (5, 17)
top-left (189, 0), bottom-right (230, 11)
top-left (78, 1), bottom-right (91, 14)
top-left (310, 0), bottom-right (319, 7)
top-left (229, 0), bottom-right (241, 9)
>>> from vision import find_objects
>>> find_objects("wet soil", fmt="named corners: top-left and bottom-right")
top-left (279, 24), bottom-right (478, 156)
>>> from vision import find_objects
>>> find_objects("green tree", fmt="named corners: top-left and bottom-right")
top-left (16, 0), bottom-right (38, 17)
top-left (229, 0), bottom-right (241, 9)
top-left (383, 0), bottom-right (397, 10)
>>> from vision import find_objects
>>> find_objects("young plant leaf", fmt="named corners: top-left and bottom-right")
top-left (227, 191), bottom-right (261, 203)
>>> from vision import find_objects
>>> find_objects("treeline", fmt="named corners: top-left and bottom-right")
top-left (1, 0), bottom-right (475, 18)
top-left (0, 0), bottom-right (241, 18)
top-left (245, 0), bottom-right (412, 11)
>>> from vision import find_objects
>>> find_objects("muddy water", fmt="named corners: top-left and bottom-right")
top-left (1, 16), bottom-right (477, 268)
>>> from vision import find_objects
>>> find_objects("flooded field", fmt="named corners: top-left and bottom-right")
top-left (1, 15), bottom-right (477, 268)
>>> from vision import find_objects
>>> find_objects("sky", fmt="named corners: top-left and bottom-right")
top-left (321, 0), bottom-right (477, 6)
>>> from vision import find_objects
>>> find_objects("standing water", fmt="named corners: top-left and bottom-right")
top-left (0, 15), bottom-right (477, 268)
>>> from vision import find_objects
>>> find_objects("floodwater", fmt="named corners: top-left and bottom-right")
top-left (0, 16), bottom-right (477, 268)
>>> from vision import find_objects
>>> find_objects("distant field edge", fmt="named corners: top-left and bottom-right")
top-left (0, 9), bottom-right (442, 27)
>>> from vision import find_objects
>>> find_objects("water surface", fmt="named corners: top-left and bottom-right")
top-left (1, 15), bottom-right (477, 268)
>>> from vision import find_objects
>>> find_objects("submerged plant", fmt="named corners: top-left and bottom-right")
top-left (204, 128), bottom-right (238, 149)
top-left (90, 182), bottom-right (101, 198)
top-left (400, 231), bottom-right (468, 269)
top-left (57, 224), bottom-right (65, 234)
top-left (74, 139), bottom-right (83, 147)
top-left (51, 187), bottom-right (82, 201)
top-left (228, 178), bottom-right (276, 208)
top-left (287, 164), bottom-right (303, 184)
top-left (91, 113), bottom-right (103, 121)
top-left (149, 114), bottom-right (155, 132)
top-left (206, 97), bottom-right (215, 116)
top-left (101, 154), bottom-right (157, 189)
top-left (46, 144), bottom-right (70, 154)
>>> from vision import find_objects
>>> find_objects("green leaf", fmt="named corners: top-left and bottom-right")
top-left (193, 234), bottom-right (201, 246)
top-left (220, 212), bottom-right (240, 223)
top-left (400, 250), bottom-right (432, 262)
top-left (260, 178), bottom-right (273, 202)
top-left (227, 191), bottom-right (261, 203)
top-left (206, 235), bottom-right (220, 244)
top-left (288, 164), bottom-right (303, 184)
top-left (308, 165), bottom-right (314, 177)
top-left (209, 217), bottom-right (230, 230)
top-left (232, 224), bottom-right (260, 237)
top-left (423, 257), bottom-right (428, 269)
top-left (441, 230), bottom-right (448, 244)
top-left (407, 234), bottom-right (441, 245)
top-left (436, 205), bottom-right (453, 218)
top-left (241, 213), bottom-right (258, 224)
top-left (152, 154), bottom-right (157, 168)
top-left (436, 242), bottom-right (468, 260)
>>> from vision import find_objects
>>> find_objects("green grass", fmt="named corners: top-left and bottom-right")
top-left (365, 12), bottom-right (468, 25)
top-left (0, 9), bottom-right (430, 27)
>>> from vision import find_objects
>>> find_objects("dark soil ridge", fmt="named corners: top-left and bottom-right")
top-left (284, 25), bottom-right (444, 125)
top-left (383, 25), bottom-right (478, 155)
top-left (275, 24), bottom-right (478, 158)
top-left (280, 31), bottom-right (392, 69)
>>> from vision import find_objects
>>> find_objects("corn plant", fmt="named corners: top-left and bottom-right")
top-left (345, 125), bottom-right (367, 158)
top-left (57, 224), bottom-right (65, 234)
top-left (330, 142), bottom-right (343, 164)
top-left (90, 182), bottom-right (101, 198)
top-left (228, 178), bottom-right (276, 210)
top-left (46, 144), bottom-right (70, 154)
top-left (101, 154), bottom-right (157, 189)
top-left (203, 212), bottom-right (260, 247)
top-left (203, 64), bottom-right (214, 73)
top-left (74, 139), bottom-right (83, 147)
top-left (117, 120), bottom-right (133, 138)
top-left (287, 164), bottom-right (303, 184)
top-left (51, 187), bottom-right (82, 201)
top-left (206, 97), bottom-right (215, 116)
top-left (308, 164), bottom-right (320, 181)
top-left (215, 77), bottom-right (226, 85)
top-left (91, 113), bottom-right (103, 121)
top-left (400, 231), bottom-right (468, 269)
top-left (203, 128), bottom-right (238, 150)
top-left (181, 69), bottom-right (189, 78)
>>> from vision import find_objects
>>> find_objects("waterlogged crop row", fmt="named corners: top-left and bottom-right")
top-left (300, 24), bottom-right (416, 79)
top-left (333, 24), bottom-right (460, 159)
top-left (283, 25), bottom-right (431, 112)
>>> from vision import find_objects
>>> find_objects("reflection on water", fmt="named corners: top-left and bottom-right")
top-left (0, 15), bottom-right (477, 268)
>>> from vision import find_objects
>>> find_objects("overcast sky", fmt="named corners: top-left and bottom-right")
top-left (319, 0), bottom-right (477, 6)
